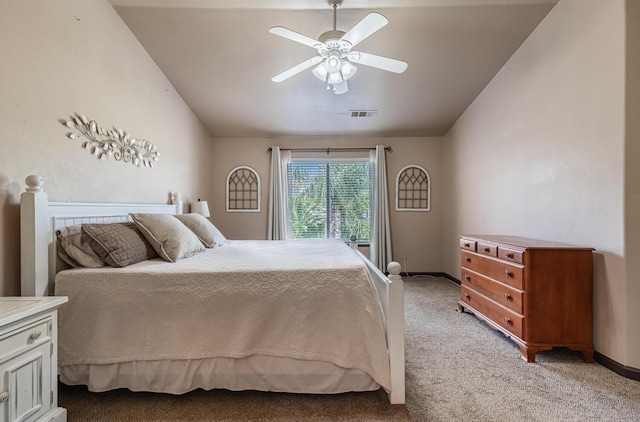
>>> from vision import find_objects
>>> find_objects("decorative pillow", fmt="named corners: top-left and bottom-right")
top-left (174, 213), bottom-right (227, 248)
top-left (130, 213), bottom-right (205, 262)
top-left (82, 222), bottom-right (158, 267)
top-left (56, 226), bottom-right (104, 268)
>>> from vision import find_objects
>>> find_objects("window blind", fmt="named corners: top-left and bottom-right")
top-left (287, 160), bottom-right (373, 241)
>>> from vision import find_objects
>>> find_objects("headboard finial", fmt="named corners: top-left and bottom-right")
top-left (171, 192), bottom-right (183, 215)
top-left (387, 261), bottom-right (402, 282)
top-left (25, 175), bottom-right (44, 192)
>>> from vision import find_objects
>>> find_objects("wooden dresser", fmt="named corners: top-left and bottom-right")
top-left (457, 235), bottom-right (594, 362)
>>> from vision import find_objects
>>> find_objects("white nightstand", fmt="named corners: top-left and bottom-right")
top-left (0, 297), bottom-right (68, 422)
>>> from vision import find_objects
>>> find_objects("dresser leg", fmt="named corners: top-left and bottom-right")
top-left (579, 348), bottom-right (595, 363)
top-left (518, 344), bottom-right (537, 363)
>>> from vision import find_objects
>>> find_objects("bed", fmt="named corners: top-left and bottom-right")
top-left (19, 175), bottom-right (405, 404)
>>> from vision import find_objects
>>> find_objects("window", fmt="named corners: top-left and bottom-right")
top-left (226, 166), bottom-right (260, 212)
top-left (396, 165), bottom-right (430, 211)
top-left (287, 159), bottom-right (373, 242)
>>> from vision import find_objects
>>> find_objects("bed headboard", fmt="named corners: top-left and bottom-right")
top-left (20, 175), bottom-right (181, 297)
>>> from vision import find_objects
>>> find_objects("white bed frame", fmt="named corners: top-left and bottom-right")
top-left (19, 175), bottom-right (405, 404)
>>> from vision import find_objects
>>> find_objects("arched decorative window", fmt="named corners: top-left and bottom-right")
top-left (226, 166), bottom-right (260, 212)
top-left (396, 165), bottom-right (430, 211)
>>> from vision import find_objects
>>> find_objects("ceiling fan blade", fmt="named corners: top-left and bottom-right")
top-left (269, 27), bottom-right (322, 48)
top-left (340, 13), bottom-right (388, 48)
top-left (272, 56), bottom-right (323, 82)
top-left (333, 80), bottom-right (348, 95)
top-left (348, 51), bottom-right (408, 74)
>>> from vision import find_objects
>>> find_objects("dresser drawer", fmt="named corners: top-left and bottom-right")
top-left (477, 242), bottom-right (497, 257)
top-left (460, 238), bottom-right (476, 252)
top-left (461, 268), bottom-right (523, 314)
top-left (498, 246), bottom-right (524, 264)
top-left (0, 318), bottom-right (50, 359)
top-left (461, 251), bottom-right (524, 290)
top-left (461, 286), bottom-right (523, 339)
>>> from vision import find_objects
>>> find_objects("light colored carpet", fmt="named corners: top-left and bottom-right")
top-left (59, 276), bottom-right (640, 421)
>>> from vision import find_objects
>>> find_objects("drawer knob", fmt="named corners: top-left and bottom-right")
top-left (464, 242), bottom-right (470, 247)
top-left (465, 257), bottom-right (471, 263)
top-left (505, 270), bottom-right (513, 278)
top-left (31, 330), bottom-right (42, 340)
top-left (504, 293), bottom-right (512, 301)
top-left (464, 293), bottom-right (470, 299)
top-left (484, 247), bottom-right (490, 253)
top-left (505, 252), bottom-right (514, 259)
top-left (0, 392), bottom-right (8, 402)
top-left (504, 317), bottom-right (512, 325)
top-left (464, 275), bottom-right (471, 281)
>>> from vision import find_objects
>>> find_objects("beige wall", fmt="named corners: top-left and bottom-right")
top-left (624, 0), bottom-right (640, 367)
top-left (210, 137), bottom-right (442, 273)
top-left (0, 0), bottom-right (213, 295)
top-left (443, 0), bottom-right (633, 366)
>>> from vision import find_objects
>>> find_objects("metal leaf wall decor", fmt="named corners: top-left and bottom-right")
top-left (63, 114), bottom-right (160, 168)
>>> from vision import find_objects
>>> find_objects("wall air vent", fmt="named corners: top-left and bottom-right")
top-left (350, 110), bottom-right (378, 118)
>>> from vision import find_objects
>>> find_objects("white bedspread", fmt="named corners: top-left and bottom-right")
top-left (54, 239), bottom-right (391, 391)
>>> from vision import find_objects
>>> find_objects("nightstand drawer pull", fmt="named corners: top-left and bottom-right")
top-left (505, 252), bottom-right (514, 259)
top-left (484, 247), bottom-right (490, 253)
top-left (464, 275), bottom-right (471, 281)
top-left (465, 257), bottom-right (471, 263)
top-left (504, 317), bottom-right (512, 325)
top-left (464, 293), bottom-right (470, 299)
top-left (31, 330), bottom-right (42, 340)
top-left (464, 242), bottom-right (470, 247)
top-left (504, 293), bottom-right (512, 301)
top-left (0, 392), bottom-right (8, 402)
top-left (505, 270), bottom-right (513, 278)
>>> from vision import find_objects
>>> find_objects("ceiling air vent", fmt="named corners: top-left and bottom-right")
top-left (350, 110), bottom-right (378, 118)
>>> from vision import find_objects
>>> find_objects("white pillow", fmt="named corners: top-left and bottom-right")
top-left (130, 213), bottom-right (205, 262)
top-left (56, 226), bottom-right (104, 268)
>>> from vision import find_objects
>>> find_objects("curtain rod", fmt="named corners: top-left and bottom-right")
top-left (267, 146), bottom-right (392, 153)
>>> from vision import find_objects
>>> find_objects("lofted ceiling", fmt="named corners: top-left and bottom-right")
top-left (108, 0), bottom-right (558, 138)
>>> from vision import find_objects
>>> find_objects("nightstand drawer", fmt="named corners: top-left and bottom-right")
top-left (0, 318), bottom-right (50, 360)
top-left (461, 268), bottom-right (523, 314)
top-left (461, 286), bottom-right (523, 339)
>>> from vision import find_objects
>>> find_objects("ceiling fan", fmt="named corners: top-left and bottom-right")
top-left (269, 0), bottom-right (408, 95)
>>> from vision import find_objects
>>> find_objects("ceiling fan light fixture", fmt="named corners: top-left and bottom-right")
top-left (347, 52), bottom-right (361, 62)
top-left (312, 63), bottom-right (328, 81)
top-left (333, 81), bottom-right (349, 95)
top-left (341, 61), bottom-right (357, 80)
top-left (328, 71), bottom-right (344, 85)
top-left (325, 50), bottom-right (342, 73)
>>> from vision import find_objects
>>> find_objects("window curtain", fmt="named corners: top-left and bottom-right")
top-left (267, 146), bottom-right (291, 240)
top-left (370, 145), bottom-right (392, 271)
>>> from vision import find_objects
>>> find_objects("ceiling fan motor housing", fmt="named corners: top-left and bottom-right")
top-left (316, 37), bottom-right (352, 59)
top-left (318, 29), bottom-right (346, 44)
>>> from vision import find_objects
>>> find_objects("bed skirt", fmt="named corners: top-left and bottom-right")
top-left (59, 355), bottom-right (381, 395)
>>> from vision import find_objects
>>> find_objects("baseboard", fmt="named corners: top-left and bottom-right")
top-left (403, 272), bottom-right (461, 285)
top-left (594, 352), bottom-right (640, 381)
